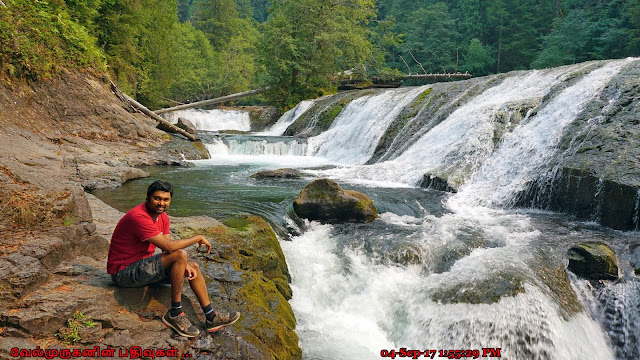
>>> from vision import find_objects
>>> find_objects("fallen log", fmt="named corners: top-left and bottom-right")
top-left (155, 88), bottom-right (268, 115)
top-left (121, 93), bottom-right (199, 142)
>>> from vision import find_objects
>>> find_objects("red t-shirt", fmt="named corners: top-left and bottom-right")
top-left (107, 202), bottom-right (170, 274)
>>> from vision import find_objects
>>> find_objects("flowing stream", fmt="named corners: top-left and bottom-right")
top-left (95, 59), bottom-right (640, 360)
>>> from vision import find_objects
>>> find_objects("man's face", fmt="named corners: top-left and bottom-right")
top-left (146, 190), bottom-right (171, 216)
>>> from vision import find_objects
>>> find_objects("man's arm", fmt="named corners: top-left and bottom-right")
top-left (146, 233), bottom-right (211, 254)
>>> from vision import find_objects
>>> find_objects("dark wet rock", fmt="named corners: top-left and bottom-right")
top-left (431, 271), bottom-right (526, 305)
top-left (250, 168), bottom-right (302, 180)
top-left (420, 173), bottom-right (457, 192)
top-left (293, 178), bottom-right (378, 223)
top-left (568, 242), bottom-right (619, 280)
top-left (177, 117), bottom-right (197, 134)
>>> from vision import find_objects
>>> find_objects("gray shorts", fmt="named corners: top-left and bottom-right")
top-left (112, 253), bottom-right (168, 287)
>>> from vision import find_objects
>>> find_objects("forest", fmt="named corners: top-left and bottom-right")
top-left (1, 0), bottom-right (639, 110)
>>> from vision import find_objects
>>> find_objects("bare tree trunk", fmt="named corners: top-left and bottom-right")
top-left (154, 88), bottom-right (268, 115)
top-left (117, 91), bottom-right (200, 142)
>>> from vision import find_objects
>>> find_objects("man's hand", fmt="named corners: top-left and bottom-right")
top-left (197, 235), bottom-right (211, 254)
top-left (185, 262), bottom-right (197, 281)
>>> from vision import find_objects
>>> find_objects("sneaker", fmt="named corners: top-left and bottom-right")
top-left (162, 311), bottom-right (200, 338)
top-left (206, 311), bottom-right (241, 333)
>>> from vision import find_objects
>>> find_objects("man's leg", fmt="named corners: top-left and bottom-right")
top-left (160, 249), bottom-right (188, 304)
top-left (160, 250), bottom-right (200, 337)
top-left (186, 260), bottom-right (241, 333)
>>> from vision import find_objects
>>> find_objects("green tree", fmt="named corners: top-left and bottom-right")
top-left (193, 0), bottom-right (259, 96)
top-left (400, 3), bottom-right (459, 73)
top-left (533, 9), bottom-right (595, 68)
top-left (259, 0), bottom-right (378, 109)
top-left (460, 38), bottom-right (493, 75)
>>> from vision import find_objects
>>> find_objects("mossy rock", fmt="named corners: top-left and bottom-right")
top-left (173, 215), bottom-right (300, 359)
top-left (532, 250), bottom-right (583, 316)
top-left (567, 242), bottom-right (619, 280)
top-left (293, 178), bottom-right (378, 223)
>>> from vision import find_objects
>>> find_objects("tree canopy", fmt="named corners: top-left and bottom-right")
top-left (1, 0), bottom-right (639, 109)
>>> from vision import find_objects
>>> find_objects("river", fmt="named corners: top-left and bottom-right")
top-left (94, 58), bottom-right (640, 360)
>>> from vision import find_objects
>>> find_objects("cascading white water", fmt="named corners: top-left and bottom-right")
top-left (453, 58), bottom-right (634, 208)
top-left (308, 86), bottom-right (430, 164)
top-left (193, 59), bottom-right (638, 360)
top-left (259, 100), bottom-right (316, 136)
top-left (162, 108), bottom-right (251, 131)
top-left (205, 136), bottom-right (309, 157)
top-left (306, 63), bottom-right (606, 187)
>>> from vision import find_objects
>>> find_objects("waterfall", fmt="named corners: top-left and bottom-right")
top-left (188, 59), bottom-right (640, 360)
top-left (305, 63), bottom-right (594, 187)
top-left (205, 135), bottom-right (309, 157)
top-left (453, 58), bottom-right (633, 208)
top-left (308, 86), bottom-right (429, 165)
top-left (259, 100), bottom-right (316, 136)
top-left (162, 108), bottom-right (251, 131)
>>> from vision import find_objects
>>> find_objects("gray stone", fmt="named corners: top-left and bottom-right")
top-left (177, 117), bottom-right (197, 134)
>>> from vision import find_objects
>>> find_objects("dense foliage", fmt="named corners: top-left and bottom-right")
top-left (1, 0), bottom-right (639, 109)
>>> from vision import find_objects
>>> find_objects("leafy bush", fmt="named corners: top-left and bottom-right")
top-left (0, 0), bottom-right (105, 80)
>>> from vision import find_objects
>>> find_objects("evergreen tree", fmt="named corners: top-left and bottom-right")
top-left (400, 3), bottom-right (459, 73)
top-left (259, 0), bottom-right (377, 109)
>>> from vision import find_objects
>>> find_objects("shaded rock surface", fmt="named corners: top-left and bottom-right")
top-left (568, 242), bottom-right (619, 280)
top-left (293, 178), bottom-right (378, 223)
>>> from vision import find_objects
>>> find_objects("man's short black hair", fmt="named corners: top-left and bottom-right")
top-left (147, 180), bottom-right (173, 198)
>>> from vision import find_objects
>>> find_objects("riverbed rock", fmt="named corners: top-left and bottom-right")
top-left (420, 173), bottom-right (457, 192)
top-left (177, 117), bottom-right (197, 134)
top-left (293, 178), bottom-right (378, 223)
top-left (567, 242), bottom-right (619, 280)
top-left (250, 168), bottom-right (302, 180)
top-left (630, 242), bottom-right (640, 276)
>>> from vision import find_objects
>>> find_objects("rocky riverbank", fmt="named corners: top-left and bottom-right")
top-left (0, 72), bottom-right (300, 359)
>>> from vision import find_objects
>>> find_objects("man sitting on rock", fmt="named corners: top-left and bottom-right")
top-left (107, 180), bottom-right (240, 337)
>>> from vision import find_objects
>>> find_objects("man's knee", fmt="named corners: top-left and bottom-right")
top-left (188, 261), bottom-right (200, 271)
top-left (162, 249), bottom-right (188, 268)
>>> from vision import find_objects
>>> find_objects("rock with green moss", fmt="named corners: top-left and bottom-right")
top-left (567, 242), bottom-right (619, 280)
top-left (170, 214), bottom-right (300, 359)
top-left (293, 178), bottom-right (378, 223)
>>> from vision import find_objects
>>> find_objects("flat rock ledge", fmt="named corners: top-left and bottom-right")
top-left (0, 195), bottom-right (301, 360)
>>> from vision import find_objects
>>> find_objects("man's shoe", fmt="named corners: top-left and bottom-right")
top-left (206, 311), bottom-right (241, 333)
top-left (162, 311), bottom-right (200, 338)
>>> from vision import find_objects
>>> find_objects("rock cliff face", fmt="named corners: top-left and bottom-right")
top-left (0, 72), bottom-right (299, 359)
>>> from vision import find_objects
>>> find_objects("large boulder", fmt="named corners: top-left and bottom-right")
top-left (177, 117), bottom-right (197, 134)
top-left (293, 178), bottom-right (378, 223)
top-left (567, 242), bottom-right (619, 280)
